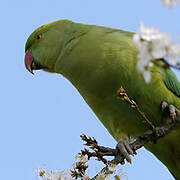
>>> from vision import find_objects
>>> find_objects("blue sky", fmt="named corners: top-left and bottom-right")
top-left (1, 0), bottom-right (179, 179)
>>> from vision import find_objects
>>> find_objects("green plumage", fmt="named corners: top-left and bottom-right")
top-left (25, 20), bottom-right (180, 179)
top-left (164, 69), bottom-right (180, 97)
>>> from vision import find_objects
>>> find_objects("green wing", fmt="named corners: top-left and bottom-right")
top-left (164, 68), bottom-right (180, 97)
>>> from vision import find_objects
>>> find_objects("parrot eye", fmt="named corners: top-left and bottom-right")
top-left (35, 34), bottom-right (42, 41)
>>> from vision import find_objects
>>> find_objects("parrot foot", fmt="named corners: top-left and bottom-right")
top-left (162, 101), bottom-right (180, 124)
top-left (116, 137), bottom-right (136, 164)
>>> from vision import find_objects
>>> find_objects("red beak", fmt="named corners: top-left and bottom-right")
top-left (24, 50), bottom-right (34, 74)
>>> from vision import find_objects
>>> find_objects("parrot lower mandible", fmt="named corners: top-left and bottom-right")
top-left (24, 20), bottom-right (180, 179)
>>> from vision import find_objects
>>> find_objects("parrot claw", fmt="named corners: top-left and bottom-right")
top-left (162, 101), bottom-right (180, 124)
top-left (116, 137), bottom-right (136, 164)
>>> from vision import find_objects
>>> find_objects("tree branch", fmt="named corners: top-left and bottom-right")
top-left (91, 121), bottom-right (179, 179)
top-left (72, 87), bottom-right (180, 179)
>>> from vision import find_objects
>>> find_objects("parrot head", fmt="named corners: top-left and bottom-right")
top-left (24, 20), bottom-right (71, 74)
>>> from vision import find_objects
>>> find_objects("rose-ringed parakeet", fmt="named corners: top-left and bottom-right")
top-left (24, 20), bottom-right (180, 179)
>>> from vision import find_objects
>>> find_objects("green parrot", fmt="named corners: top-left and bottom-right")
top-left (24, 20), bottom-right (180, 179)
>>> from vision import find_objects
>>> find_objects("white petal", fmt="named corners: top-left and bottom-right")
top-left (108, 165), bottom-right (115, 173)
top-left (132, 34), bottom-right (141, 48)
top-left (161, 0), bottom-right (175, 7)
top-left (139, 23), bottom-right (160, 41)
top-left (104, 175), bottom-right (111, 180)
top-left (143, 70), bottom-right (151, 83)
top-left (64, 170), bottom-right (73, 179)
top-left (82, 175), bottom-right (90, 180)
top-left (151, 41), bottom-right (166, 59)
top-left (161, 33), bottom-right (172, 46)
top-left (151, 33), bottom-right (172, 59)
top-left (148, 62), bottom-right (154, 67)
top-left (167, 44), bottom-right (180, 65)
top-left (170, 44), bottom-right (180, 56)
top-left (81, 155), bottom-right (88, 163)
top-left (136, 60), bottom-right (144, 72)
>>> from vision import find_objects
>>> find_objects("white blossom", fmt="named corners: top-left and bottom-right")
top-left (161, 0), bottom-right (180, 8)
top-left (133, 32), bottom-right (153, 83)
top-left (139, 23), bottom-right (161, 41)
top-left (142, 70), bottom-right (151, 83)
top-left (161, 0), bottom-right (175, 7)
top-left (43, 171), bottom-right (63, 180)
top-left (63, 170), bottom-right (74, 180)
top-left (75, 154), bottom-right (88, 163)
top-left (133, 23), bottom-right (180, 83)
top-left (151, 33), bottom-right (171, 58)
top-left (107, 163), bottom-right (116, 174)
top-left (114, 169), bottom-right (128, 180)
top-left (38, 168), bottom-right (74, 180)
top-left (167, 44), bottom-right (180, 64)
top-left (96, 172), bottom-right (108, 180)
top-left (81, 174), bottom-right (90, 180)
